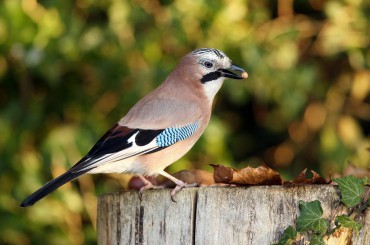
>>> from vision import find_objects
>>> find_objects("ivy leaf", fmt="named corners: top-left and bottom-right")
top-left (310, 235), bottom-right (325, 245)
top-left (334, 176), bottom-right (365, 208)
top-left (297, 200), bottom-right (329, 235)
top-left (335, 215), bottom-right (362, 235)
top-left (274, 226), bottom-right (297, 245)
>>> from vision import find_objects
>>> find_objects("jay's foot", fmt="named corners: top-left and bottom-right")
top-left (158, 170), bottom-right (199, 202)
top-left (137, 173), bottom-right (199, 202)
top-left (170, 181), bottom-right (199, 202)
top-left (137, 175), bottom-right (164, 200)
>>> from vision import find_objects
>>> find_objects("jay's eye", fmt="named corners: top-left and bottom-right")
top-left (204, 61), bottom-right (213, 69)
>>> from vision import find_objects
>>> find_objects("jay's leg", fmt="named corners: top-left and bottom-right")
top-left (159, 170), bottom-right (198, 202)
top-left (137, 172), bottom-right (198, 201)
top-left (137, 174), bottom-right (164, 200)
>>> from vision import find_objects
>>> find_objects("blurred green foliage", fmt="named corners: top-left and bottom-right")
top-left (0, 0), bottom-right (369, 244)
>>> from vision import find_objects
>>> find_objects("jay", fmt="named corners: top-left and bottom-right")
top-left (20, 48), bottom-right (248, 207)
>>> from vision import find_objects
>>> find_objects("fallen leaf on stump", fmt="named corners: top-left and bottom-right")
top-left (129, 164), bottom-right (332, 190)
top-left (284, 169), bottom-right (331, 186)
top-left (211, 164), bottom-right (283, 185)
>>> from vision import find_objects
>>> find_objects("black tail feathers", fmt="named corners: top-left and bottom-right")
top-left (20, 170), bottom-right (87, 207)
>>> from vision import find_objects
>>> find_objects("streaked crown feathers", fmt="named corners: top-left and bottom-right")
top-left (192, 48), bottom-right (227, 59)
top-left (191, 48), bottom-right (232, 69)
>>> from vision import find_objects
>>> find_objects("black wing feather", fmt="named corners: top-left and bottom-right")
top-left (135, 129), bottom-right (163, 146)
top-left (71, 125), bottom-right (164, 172)
top-left (20, 124), bottom-right (166, 206)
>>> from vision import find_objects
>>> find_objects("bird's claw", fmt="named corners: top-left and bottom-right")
top-left (138, 182), bottom-right (165, 201)
top-left (137, 173), bottom-right (199, 202)
top-left (170, 182), bottom-right (199, 202)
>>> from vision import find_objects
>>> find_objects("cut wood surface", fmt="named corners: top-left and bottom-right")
top-left (97, 186), bottom-right (369, 245)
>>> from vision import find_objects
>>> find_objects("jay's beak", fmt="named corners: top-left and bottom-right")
top-left (219, 63), bottom-right (248, 79)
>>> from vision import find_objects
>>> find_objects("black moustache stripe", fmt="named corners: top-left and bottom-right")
top-left (200, 71), bottom-right (222, 83)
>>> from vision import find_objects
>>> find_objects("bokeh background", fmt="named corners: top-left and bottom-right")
top-left (1, 0), bottom-right (369, 244)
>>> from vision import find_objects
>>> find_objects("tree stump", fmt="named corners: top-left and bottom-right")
top-left (97, 186), bottom-right (369, 244)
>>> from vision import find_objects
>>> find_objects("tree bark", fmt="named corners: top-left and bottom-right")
top-left (97, 186), bottom-right (369, 244)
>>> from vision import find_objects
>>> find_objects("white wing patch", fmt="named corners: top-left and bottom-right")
top-left (75, 121), bottom-right (200, 174)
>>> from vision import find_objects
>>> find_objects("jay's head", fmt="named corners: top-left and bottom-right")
top-left (173, 48), bottom-right (248, 101)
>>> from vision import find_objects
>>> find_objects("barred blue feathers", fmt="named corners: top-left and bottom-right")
top-left (156, 121), bottom-right (200, 147)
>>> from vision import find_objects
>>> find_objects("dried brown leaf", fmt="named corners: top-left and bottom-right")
top-left (211, 164), bottom-right (282, 185)
top-left (324, 227), bottom-right (353, 245)
top-left (284, 169), bottom-right (331, 186)
top-left (211, 164), bottom-right (234, 183)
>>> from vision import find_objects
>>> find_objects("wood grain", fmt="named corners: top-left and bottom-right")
top-left (97, 186), bottom-right (369, 245)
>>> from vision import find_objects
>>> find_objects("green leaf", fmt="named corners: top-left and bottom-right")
top-left (310, 235), bottom-right (325, 245)
top-left (274, 226), bottom-right (297, 245)
top-left (334, 176), bottom-right (365, 208)
top-left (335, 215), bottom-right (362, 235)
top-left (297, 200), bottom-right (329, 234)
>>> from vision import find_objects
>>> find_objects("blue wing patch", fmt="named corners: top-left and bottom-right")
top-left (156, 121), bottom-right (200, 147)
